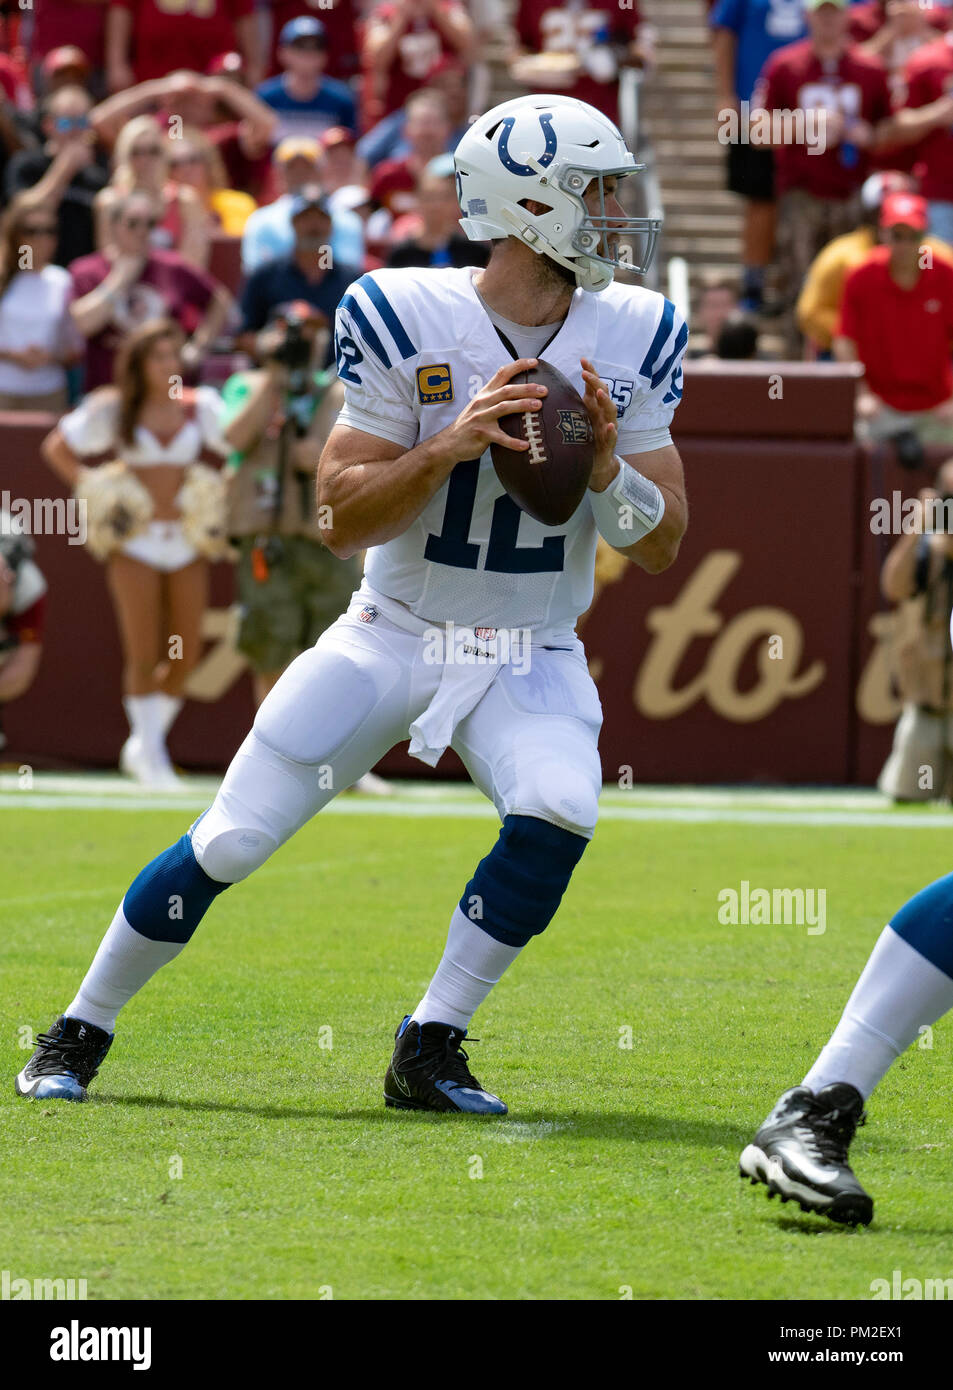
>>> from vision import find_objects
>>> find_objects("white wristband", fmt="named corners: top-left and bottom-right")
top-left (589, 456), bottom-right (664, 547)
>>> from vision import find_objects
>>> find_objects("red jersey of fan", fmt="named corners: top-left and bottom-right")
top-left (112, 0), bottom-right (254, 83)
top-left (266, 0), bottom-right (358, 80)
top-left (359, 0), bottom-right (468, 130)
top-left (516, 0), bottom-right (642, 127)
top-left (839, 246), bottom-right (953, 412)
top-left (754, 39), bottom-right (891, 198)
top-left (30, 1), bottom-right (107, 65)
top-left (900, 33), bottom-right (953, 202)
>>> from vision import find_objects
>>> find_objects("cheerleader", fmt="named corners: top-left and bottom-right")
top-left (42, 318), bottom-right (230, 787)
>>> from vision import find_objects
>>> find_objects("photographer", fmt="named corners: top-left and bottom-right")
top-left (0, 511), bottom-right (47, 751)
top-left (221, 300), bottom-right (362, 707)
top-left (879, 460), bottom-right (953, 801)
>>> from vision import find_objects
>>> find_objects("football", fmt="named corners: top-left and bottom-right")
top-left (490, 360), bottom-right (595, 526)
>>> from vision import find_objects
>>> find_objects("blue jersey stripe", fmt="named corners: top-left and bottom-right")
top-left (639, 297), bottom-right (676, 381)
top-left (339, 293), bottom-right (391, 369)
top-left (651, 322), bottom-right (689, 390)
top-left (358, 275), bottom-right (417, 360)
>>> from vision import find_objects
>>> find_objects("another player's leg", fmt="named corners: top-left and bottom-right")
top-left (740, 878), bottom-right (953, 1224)
top-left (16, 615), bottom-right (420, 1101)
top-left (384, 649), bottom-right (602, 1115)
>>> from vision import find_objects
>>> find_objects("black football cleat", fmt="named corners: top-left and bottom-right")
top-left (739, 1083), bottom-right (873, 1226)
top-left (384, 1015), bottom-right (507, 1114)
top-left (14, 1016), bottom-right (113, 1102)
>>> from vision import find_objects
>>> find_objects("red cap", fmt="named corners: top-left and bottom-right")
top-left (42, 46), bottom-right (90, 77)
top-left (206, 51), bottom-right (244, 78)
top-left (881, 192), bottom-right (928, 231)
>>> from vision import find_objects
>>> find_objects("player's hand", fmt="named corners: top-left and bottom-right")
top-left (440, 358), bottom-right (548, 463)
top-left (580, 357), bottom-right (619, 491)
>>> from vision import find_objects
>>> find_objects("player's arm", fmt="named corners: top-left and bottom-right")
top-left (318, 359), bottom-right (547, 559)
top-left (581, 356), bottom-right (687, 574)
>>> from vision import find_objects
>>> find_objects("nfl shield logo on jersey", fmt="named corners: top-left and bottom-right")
top-left (359, 605), bottom-right (380, 624)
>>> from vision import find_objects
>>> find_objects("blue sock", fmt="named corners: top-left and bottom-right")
top-left (460, 814), bottom-right (588, 948)
top-left (124, 832), bottom-right (230, 945)
top-left (889, 872), bottom-right (953, 978)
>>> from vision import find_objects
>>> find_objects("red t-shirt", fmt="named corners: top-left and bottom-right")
top-left (900, 33), bottom-right (953, 201)
top-left (267, 0), bottom-right (357, 80)
top-left (359, 0), bottom-right (468, 130)
top-left (839, 246), bottom-right (953, 411)
top-left (69, 249), bottom-right (216, 389)
top-left (112, 0), bottom-right (254, 83)
top-left (516, 0), bottom-right (642, 127)
top-left (755, 40), bottom-right (891, 198)
top-left (31, 0), bottom-right (108, 65)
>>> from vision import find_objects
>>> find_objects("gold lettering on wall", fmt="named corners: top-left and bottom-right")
top-left (635, 552), bottom-right (825, 722)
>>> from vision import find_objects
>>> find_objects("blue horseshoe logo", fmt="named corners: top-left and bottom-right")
top-left (497, 113), bottom-right (557, 176)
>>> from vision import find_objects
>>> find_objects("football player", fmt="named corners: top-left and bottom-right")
top-left (16, 94), bottom-right (688, 1112)
top-left (741, 602), bottom-right (953, 1223)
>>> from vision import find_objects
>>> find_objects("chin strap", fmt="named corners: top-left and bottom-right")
top-left (496, 203), bottom-right (612, 292)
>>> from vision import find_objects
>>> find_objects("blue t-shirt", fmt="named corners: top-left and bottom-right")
top-left (710, 0), bottom-right (808, 102)
top-left (239, 258), bottom-right (360, 365)
top-left (255, 74), bottom-right (357, 140)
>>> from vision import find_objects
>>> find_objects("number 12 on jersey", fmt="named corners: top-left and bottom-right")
top-left (424, 458), bottom-right (565, 574)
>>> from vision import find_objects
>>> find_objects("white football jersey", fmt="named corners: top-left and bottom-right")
top-left (333, 265), bottom-right (687, 633)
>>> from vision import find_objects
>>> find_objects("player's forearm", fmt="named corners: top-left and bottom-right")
top-left (319, 432), bottom-right (458, 558)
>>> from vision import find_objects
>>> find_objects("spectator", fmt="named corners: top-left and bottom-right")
top-left (798, 169), bottom-right (953, 351)
top-left (0, 197), bottom-right (83, 411)
top-left (219, 301), bottom-right (360, 704)
top-left (714, 313), bottom-right (761, 358)
top-left (91, 69), bottom-right (278, 206)
top-left (317, 127), bottom-right (368, 196)
top-left (68, 189), bottom-right (233, 389)
top-left (0, 512), bottom-right (46, 748)
top-left (105, 0), bottom-right (263, 93)
top-left (689, 273), bottom-right (741, 355)
top-left (255, 16), bottom-right (357, 142)
top-left (386, 154), bottom-right (489, 268)
top-left (835, 191), bottom-right (953, 443)
top-left (879, 459), bottom-right (953, 801)
top-left (357, 54), bottom-right (473, 168)
top-left (510, 0), bottom-right (653, 129)
top-left (42, 319), bottom-right (231, 787)
top-left (894, 28), bottom-right (953, 242)
top-left (3, 86), bottom-right (108, 269)
top-left (711, 0), bottom-right (808, 314)
top-left (328, 184), bottom-right (379, 268)
top-left (166, 127), bottom-right (257, 239)
top-left (264, 0), bottom-right (359, 83)
top-left (241, 139), bottom-right (364, 274)
top-left (238, 186), bottom-right (358, 365)
top-left (27, 4), bottom-right (107, 97)
top-left (370, 89), bottom-right (451, 220)
top-left (360, 0), bottom-right (476, 133)
top-left (752, 0), bottom-right (895, 334)
top-left (95, 116), bottom-right (208, 268)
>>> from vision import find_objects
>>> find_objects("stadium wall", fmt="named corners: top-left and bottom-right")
top-left (0, 365), bottom-right (918, 784)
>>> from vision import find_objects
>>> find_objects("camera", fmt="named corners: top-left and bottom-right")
top-left (890, 428), bottom-right (925, 471)
top-left (270, 314), bottom-right (312, 375)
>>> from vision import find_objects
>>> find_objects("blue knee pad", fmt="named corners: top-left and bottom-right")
top-left (460, 813), bottom-right (589, 948)
top-left (124, 831), bottom-right (231, 945)
top-left (890, 871), bottom-right (953, 979)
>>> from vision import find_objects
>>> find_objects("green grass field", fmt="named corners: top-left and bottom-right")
top-left (3, 777), bottom-right (953, 1300)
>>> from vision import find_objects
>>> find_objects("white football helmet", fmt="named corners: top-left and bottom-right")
top-left (454, 93), bottom-right (661, 293)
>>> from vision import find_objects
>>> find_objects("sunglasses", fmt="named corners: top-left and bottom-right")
top-left (289, 39), bottom-right (324, 51)
top-left (23, 223), bottom-right (57, 236)
top-left (170, 153), bottom-right (202, 166)
top-left (122, 217), bottom-right (160, 230)
top-left (53, 115), bottom-right (89, 132)
top-left (888, 226), bottom-right (923, 240)
top-left (132, 146), bottom-right (162, 157)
